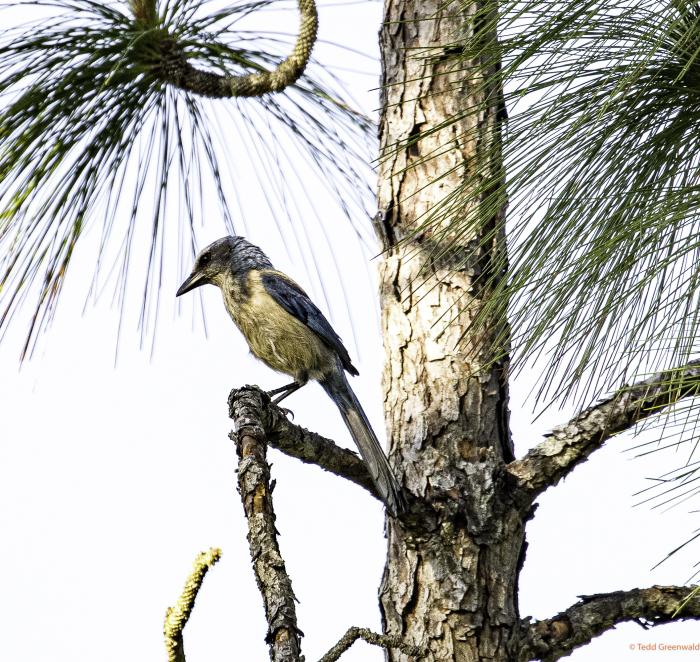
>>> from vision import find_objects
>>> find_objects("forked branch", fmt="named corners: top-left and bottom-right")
top-left (230, 386), bottom-right (380, 501)
top-left (229, 388), bottom-right (304, 662)
top-left (520, 585), bottom-right (700, 661)
top-left (508, 360), bottom-right (700, 501)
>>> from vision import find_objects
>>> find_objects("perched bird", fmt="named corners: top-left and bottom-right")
top-left (176, 236), bottom-right (405, 516)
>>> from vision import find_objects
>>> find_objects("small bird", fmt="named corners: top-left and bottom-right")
top-left (176, 236), bottom-right (405, 516)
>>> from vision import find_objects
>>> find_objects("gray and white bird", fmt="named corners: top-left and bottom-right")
top-left (176, 236), bottom-right (405, 516)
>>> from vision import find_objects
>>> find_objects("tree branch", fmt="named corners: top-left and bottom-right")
top-left (318, 626), bottom-right (426, 662)
top-left (507, 360), bottom-right (700, 500)
top-left (519, 585), bottom-right (700, 661)
top-left (148, 0), bottom-right (318, 98)
top-left (229, 389), bottom-right (304, 662)
top-left (163, 547), bottom-right (222, 662)
top-left (229, 386), bottom-right (381, 502)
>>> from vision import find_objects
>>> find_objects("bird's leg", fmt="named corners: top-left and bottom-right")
top-left (267, 381), bottom-right (298, 398)
top-left (269, 381), bottom-right (303, 405)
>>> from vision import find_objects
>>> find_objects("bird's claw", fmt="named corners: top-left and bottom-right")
top-left (278, 406), bottom-right (294, 420)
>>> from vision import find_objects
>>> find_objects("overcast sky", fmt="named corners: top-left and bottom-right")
top-left (1, 1), bottom-right (699, 661)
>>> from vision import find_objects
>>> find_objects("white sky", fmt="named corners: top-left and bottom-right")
top-left (1, 1), bottom-right (700, 661)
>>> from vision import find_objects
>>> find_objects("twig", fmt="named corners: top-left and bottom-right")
top-left (164, 547), bottom-right (222, 662)
top-left (318, 626), bottom-right (426, 662)
top-left (229, 387), bottom-right (303, 662)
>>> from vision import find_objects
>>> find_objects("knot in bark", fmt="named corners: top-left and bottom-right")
top-left (422, 447), bottom-right (512, 542)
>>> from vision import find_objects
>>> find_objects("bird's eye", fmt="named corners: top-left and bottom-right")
top-left (199, 253), bottom-right (211, 266)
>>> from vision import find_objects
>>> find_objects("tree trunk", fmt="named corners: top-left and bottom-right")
top-left (376, 1), bottom-right (524, 659)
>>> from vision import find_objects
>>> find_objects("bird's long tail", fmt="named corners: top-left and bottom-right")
top-left (320, 368), bottom-right (406, 516)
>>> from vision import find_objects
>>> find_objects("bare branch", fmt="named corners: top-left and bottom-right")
top-left (318, 626), bottom-right (426, 662)
top-left (164, 547), bottom-right (222, 662)
top-left (229, 388), bottom-right (304, 662)
top-left (507, 360), bottom-right (700, 500)
top-left (519, 585), bottom-right (700, 661)
top-left (229, 386), bottom-right (381, 502)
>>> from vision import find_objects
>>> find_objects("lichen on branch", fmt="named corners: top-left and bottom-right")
top-left (508, 360), bottom-right (700, 501)
top-left (229, 387), bottom-right (304, 662)
top-left (520, 585), bottom-right (700, 662)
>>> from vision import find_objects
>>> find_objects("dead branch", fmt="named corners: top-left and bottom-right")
top-left (230, 385), bottom-right (380, 501)
top-left (318, 626), bottom-right (426, 661)
top-left (519, 585), bottom-right (700, 661)
top-left (229, 387), bottom-right (304, 662)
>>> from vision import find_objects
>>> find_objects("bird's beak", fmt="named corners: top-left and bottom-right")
top-left (176, 271), bottom-right (208, 297)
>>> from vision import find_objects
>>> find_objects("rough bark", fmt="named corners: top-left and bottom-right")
top-left (376, 1), bottom-right (521, 660)
top-left (248, 385), bottom-right (381, 500)
top-left (519, 586), bottom-right (700, 661)
top-left (229, 387), bottom-right (303, 662)
top-left (223, 386), bottom-right (700, 662)
top-left (508, 359), bottom-right (700, 501)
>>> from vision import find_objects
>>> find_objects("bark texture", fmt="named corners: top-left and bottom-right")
top-left (519, 586), bottom-right (700, 662)
top-left (508, 359), bottom-right (700, 500)
top-left (376, 1), bottom-right (521, 659)
top-left (229, 388), bottom-right (303, 662)
top-left (222, 387), bottom-right (700, 662)
top-left (241, 385), bottom-right (380, 500)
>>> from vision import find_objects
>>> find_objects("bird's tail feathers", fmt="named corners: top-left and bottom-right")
top-left (320, 370), bottom-right (406, 516)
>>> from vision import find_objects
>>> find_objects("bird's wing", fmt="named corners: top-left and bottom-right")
top-left (260, 270), bottom-right (359, 375)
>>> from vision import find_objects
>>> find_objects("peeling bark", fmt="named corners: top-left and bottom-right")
top-left (229, 387), bottom-right (303, 662)
top-left (225, 385), bottom-right (700, 661)
top-left (376, 1), bottom-right (520, 659)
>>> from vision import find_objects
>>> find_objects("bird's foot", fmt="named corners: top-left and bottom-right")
top-left (271, 404), bottom-right (294, 420)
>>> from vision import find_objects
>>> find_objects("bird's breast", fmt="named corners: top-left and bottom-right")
top-left (221, 270), bottom-right (334, 380)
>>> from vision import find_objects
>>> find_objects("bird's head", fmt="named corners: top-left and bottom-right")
top-left (176, 235), bottom-right (273, 296)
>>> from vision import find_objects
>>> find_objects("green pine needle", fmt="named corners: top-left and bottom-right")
top-left (398, 0), bottom-right (700, 410)
top-left (0, 0), bottom-right (375, 357)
